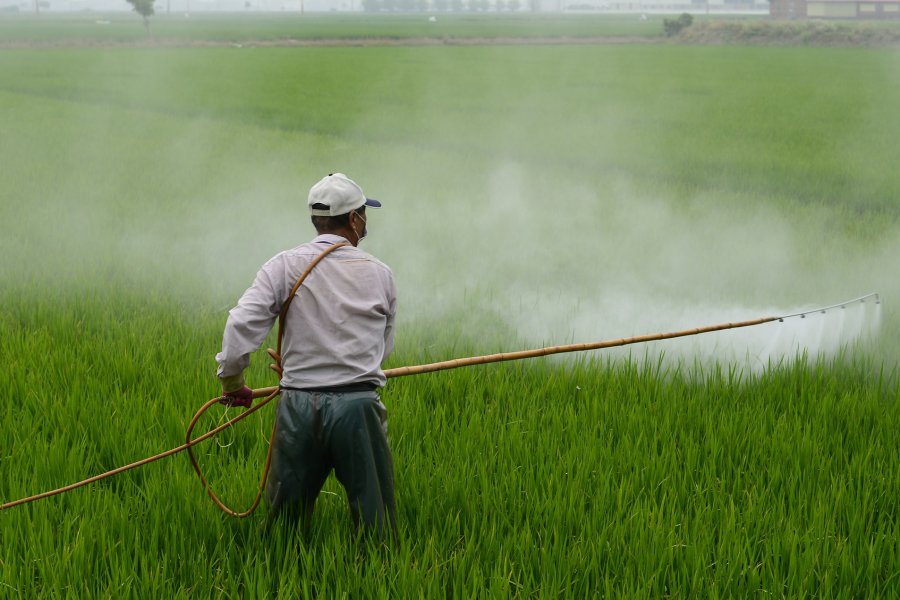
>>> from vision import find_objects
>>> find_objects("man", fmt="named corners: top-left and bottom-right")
top-left (215, 173), bottom-right (398, 543)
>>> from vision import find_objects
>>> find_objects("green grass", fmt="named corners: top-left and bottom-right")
top-left (0, 13), bottom-right (666, 44)
top-left (1, 43), bottom-right (900, 596)
top-left (2, 287), bottom-right (898, 596)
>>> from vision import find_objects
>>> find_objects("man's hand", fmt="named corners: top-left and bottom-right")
top-left (219, 386), bottom-right (254, 408)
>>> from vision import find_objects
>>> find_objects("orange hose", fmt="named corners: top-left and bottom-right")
top-left (0, 389), bottom-right (280, 511)
top-left (1, 243), bottom-right (348, 516)
top-left (184, 241), bottom-right (348, 518)
top-left (183, 389), bottom-right (281, 518)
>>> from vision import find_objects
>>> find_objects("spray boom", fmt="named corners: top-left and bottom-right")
top-left (778, 292), bottom-right (879, 320)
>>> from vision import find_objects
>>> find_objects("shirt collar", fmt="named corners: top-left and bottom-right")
top-left (313, 233), bottom-right (352, 245)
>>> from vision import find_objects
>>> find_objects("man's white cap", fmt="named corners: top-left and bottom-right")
top-left (308, 173), bottom-right (382, 217)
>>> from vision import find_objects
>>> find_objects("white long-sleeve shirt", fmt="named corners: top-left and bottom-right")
top-left (216, 234), bottom-right (397, 389)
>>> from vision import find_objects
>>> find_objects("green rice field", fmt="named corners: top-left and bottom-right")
top-left (1, 27), bottom-right (900, 597)
top-left (0, 13), bottom-right (666, 44)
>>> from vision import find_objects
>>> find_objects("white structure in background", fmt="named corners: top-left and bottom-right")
top-left (601, 0), bottom-right (766, 11)
top-left (771, 0), bottom-right (900, 19)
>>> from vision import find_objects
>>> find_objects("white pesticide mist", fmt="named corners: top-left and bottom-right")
top-left (362, 161), bottom-right (894, 371)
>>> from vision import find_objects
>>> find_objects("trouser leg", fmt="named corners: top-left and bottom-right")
top-left (265, 391), bottom-right (330, 535)
top-left (330, 392), bottom-right (398, 541)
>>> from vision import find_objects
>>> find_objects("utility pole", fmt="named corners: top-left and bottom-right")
top-left (35, 0), bottom-right (39, 15)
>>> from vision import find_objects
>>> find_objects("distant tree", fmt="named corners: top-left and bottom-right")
top-left (382, 0), bottom-right (397, 9)
top-left (38, 0), bottom-right (49, 6)
top-left (508, 0), bottom-right (520, 8)
top-left (244, 0), bottom-right (250, 8)
top-left (495, 0), bottom-right (506, 9)
top-left (450, 0), bottom-right (463, 10)
top-left (125, 0), bottom-right (155, 40)
top-left (433, 0), bottom-right (448, 9)
top-left (662, 12), bottom-right (692, 36)
top-left (361, 0), bottom-right (380, 10)
top-left (415, 0), bottom-right (429, 9)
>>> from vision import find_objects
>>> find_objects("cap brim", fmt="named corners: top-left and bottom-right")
top-left (365, 198), bottom-right (382, 209)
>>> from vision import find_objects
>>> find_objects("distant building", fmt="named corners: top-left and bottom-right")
top-left (770, 0), bottom-right (900, 18)
top-left (769, 0), bottom-right (805, 17)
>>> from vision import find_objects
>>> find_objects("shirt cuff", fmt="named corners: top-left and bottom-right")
top-left (219, 372), bottom-right (246, 394)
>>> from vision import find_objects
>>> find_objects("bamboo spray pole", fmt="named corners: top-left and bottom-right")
top-left (247, 315), bottom-right (779, 402)
top-left (0, 315), bottom-right (780, 513)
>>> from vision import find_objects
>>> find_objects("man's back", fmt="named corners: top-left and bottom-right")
top-left (216, 233), bottom-right (396, 391)
top-left (266, 234), bottom-right (396, 388)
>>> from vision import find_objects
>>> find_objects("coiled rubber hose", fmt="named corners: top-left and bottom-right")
top-left (184, 241), bottom-right (348, 518)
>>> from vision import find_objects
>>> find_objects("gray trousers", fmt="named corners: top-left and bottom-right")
top-left (265, 389), bottom-right (397, 540)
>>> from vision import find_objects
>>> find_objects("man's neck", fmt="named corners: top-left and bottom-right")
top-left (318, 228), bottom-right (357, 247)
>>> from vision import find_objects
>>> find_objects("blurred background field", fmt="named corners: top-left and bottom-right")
top-left (0, 13), bottom-right (668, 43)
top-left (3, 13), bottom-right (899, 47)
top-left (1, 31), bottom-right (900, 598)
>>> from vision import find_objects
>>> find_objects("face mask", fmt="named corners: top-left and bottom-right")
top-left (352, 211), bottom-right (368, 244)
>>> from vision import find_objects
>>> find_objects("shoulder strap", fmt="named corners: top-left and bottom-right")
top-left (267, 242), bottom-right (349, 380)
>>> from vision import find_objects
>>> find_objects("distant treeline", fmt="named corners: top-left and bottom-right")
top-left (361, 0), bottom-right (528, 11)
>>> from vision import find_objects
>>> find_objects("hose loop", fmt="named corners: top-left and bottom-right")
top-left (185, 242), bottom-right (348, 518)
